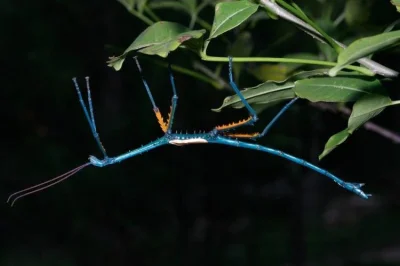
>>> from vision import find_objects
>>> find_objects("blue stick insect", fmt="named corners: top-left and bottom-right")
top-left (7, 56), bottom-right (371, 206)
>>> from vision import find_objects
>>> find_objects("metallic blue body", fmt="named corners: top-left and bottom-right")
top-left (89, 137), bottom-right (168, 167)
top-left (88, 129), bottom-right (370, 199)
top-left (209, 136), bottom-right (370, 199)
top-left (9, 56), bottom-right (370, 205)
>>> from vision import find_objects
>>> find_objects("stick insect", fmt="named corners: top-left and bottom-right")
top-left (7, 56), bottom-right (371, 206)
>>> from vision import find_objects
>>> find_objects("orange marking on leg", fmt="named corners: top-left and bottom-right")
top-left (215, 116), bottom-right (252, 131)
top-left (166, 106), bottom-right (172, 128)
top-left (154, 108), bottom-right (168, 133)
top-left (224, 132), bottom-right (260, 138)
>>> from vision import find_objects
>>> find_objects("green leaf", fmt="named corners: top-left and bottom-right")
top-left (391, 0), bottom-right (400, 12)
top-left (136, 29), bottom-right (204, 55)
top-left (329, 30), bottom-right (400, 76)
top-left (148, 1), bottom-right (187, 12)
top-left (348, 94), bottom-right (391, 133)
top-left (318, 129), bottom-right (350, 160)
top-left (249, 53), bottom-right (322, 82)
top-left (294, 75), bottom-right (383, 102)
top-left (212, 81), bottom-right (295, 112)
top-left (212, 69), bottom-right (329, 112)
top-left (209, 0), bottom-right (259, 40)
top-left (149, 0), bottom-right (197, 15)
top-left (319, 94), bottom-right (400, 159)
top-left (250, 64), bottom-right (294, 82)
top-left (287, 69), bottom-right (332, 81)
top-left (107, 21), bottom-right (206, 70)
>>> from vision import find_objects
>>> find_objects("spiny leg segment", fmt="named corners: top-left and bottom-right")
top-left (73, 77), bottom-right (108, 158)
top-left (167, 62), bottom-right (178, 133)
top-left (224, 97), bottom-right (299, 139)
top-left (216, 56), bottom-right (299, 139)
top-left (215, 56), bottom-right (258, 132)
top-left (134, 56), bottom-right (178, 133)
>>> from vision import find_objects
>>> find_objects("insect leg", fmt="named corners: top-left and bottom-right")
top-left (134, 56), bottom-right (169, 133)
top-left (72, 77), bottom-right (108, 158)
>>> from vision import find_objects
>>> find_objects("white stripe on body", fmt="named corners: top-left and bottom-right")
top-left (169, 138), bottom-right (208, 146)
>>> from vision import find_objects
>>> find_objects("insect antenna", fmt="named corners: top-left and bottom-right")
top-left (7, 162), bottom-right (91, 206)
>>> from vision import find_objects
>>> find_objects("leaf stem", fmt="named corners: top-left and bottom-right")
top-left (201, 54), bottom-right (374, 76)
top-left (196, 17), bottom-right (213, 31)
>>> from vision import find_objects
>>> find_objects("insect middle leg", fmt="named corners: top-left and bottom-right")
top-left (134, 57), bottom-right (178, 134)
top-left (166, 62), bottom-right (178, 133)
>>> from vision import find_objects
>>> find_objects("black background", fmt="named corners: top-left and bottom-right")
top-left (3, 0), bottom-right (400, 265)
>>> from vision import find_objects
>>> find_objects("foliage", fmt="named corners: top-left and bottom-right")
top-left (391, 0), bottom-right (400, 12)
top-left (107, 0), bottom-right (400, 159)
top-left (4, 1), bottom-right (400, 265)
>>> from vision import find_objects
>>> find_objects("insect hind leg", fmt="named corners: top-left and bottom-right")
top-left (222, 97), bottom-right (298, 139)
top-left (227, 56), bottom-right (258, 121)
top-left (214, 56), bottom-right (259, 132)
top-left (217, 58), bottom-right (298, 138)
top-left (251, 97), bottom-right (299, 140)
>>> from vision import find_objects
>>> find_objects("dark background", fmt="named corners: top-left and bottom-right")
top-left (3, 0), bottom-right (400, 265)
